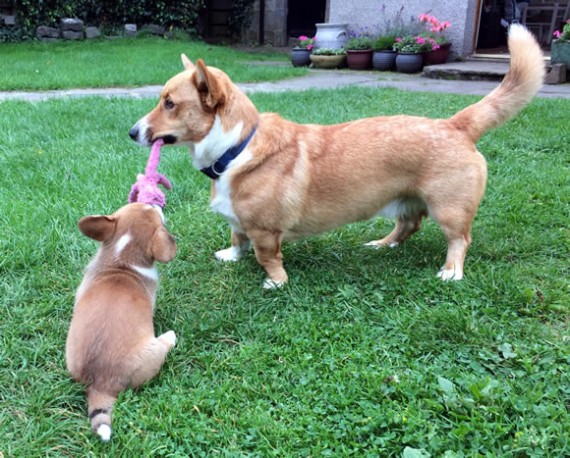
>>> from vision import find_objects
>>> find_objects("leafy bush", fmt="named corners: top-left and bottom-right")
top-left (373, 35), bottom-right (396, 51)
top-left (1, 0), bottom-right (205, 42)
top-left (393, 35), bottom-right (430, 53)
top-left (345, 36), bottom-right (373, 50)
top-left (312, 47), bottom-right (346, 56)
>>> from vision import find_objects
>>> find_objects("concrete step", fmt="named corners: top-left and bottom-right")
top-left (422, 60), bottom-right (509, 81)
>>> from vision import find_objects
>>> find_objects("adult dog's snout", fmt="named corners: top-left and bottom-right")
top-left (128, 126), bottom-right (139, 141)
top-left (128, 118), bottom-right (150, 145)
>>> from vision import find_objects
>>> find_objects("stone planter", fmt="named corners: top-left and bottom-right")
top-left (423, 43), bottom-right (452, 66)
top-left (372, 50), bottom-right (397, 71)
top-left (290, 48), bottom-right (312, 67)
top-left (310, 54), bottom-right (347, 69)
top-left (346, 49), bottom-right (373, 70)
top-left (395, 52), bottom-right (424, 73)
top-left (551, 40), bottom-right (570, 68)
top-left (314, 23), bottom-right (348, 50)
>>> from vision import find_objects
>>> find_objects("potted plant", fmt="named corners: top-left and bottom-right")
top-left (393, 35), bottom-right (429, 73)
top-left (345, 35), bottom-right (374, 70)
top-left (290, 35), bottom-right (314, 67)
top-left (552, 19), bottom-right (570, 69)
top-left (418, 13), bottom-right (452, 66)
top-left (372, 34), bottom-right (397, 71)
top-left (310, 47), bottom-right (347, 69)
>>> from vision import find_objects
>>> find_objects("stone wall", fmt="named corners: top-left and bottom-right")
top-left (243, 0), bottom-right (288, 46)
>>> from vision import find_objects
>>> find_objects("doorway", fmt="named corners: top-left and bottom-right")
top-left (287, 0), bottom-right (326, 39)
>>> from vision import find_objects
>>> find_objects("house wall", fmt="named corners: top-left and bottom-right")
top-left (243, 0), bottom-right (480, 54)
top-left (327, 0), bottom-right (479, 57)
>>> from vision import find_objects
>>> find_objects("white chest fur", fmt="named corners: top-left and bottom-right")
top-left (210, 149), bottom-right (253, 232)
top-left (193, 114), bottom-right (254, 232)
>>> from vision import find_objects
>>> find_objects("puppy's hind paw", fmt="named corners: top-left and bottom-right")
top-left (159, 330), bottom-right (177, 349)
top-left (215, 247), bottom-right (242, 262)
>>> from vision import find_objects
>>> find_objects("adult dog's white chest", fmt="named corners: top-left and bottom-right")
top-left (209, 148), bottom-right (253, 231)
top-left (211, 172), bottom-right (241, 231)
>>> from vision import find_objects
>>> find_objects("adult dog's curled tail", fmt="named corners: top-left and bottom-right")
top-left (87, 386), bottom-right (117, 441)
top-left (450, 24), bottom-right (544, 142)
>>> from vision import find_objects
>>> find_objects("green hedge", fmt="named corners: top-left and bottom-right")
top-left (2, 0), bottom-right (205, 41)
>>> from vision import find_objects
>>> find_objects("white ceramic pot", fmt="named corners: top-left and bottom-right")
top-left (314, 23), bottom-right (348, 50)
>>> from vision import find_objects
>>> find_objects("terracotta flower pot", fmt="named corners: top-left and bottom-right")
top-left (395, 52), bottom-right (424, 73)
top-left (372, 50), bottom-right (397, 71)
top-left (346, 49), bottom-right (373, 70)
top-left (290, 48), bottom-right (311, 67)
top-left (423, 43), bottom-right (452, 66)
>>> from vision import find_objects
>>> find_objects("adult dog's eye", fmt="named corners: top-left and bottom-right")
top-left (164, 98), bottom-right (175, 110)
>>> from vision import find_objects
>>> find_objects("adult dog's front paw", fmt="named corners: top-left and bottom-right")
top-left (436, 268), bottom-right (463, 281)
top-left (263, 278), bottom-right (286, 290)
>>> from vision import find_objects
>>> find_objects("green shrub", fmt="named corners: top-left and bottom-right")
top-left (345, 36), bottom-right (373, 50)
top-left (1, 0), bottom-right (206, 41)
top-left (312, 47), bottom-right (346, 56)
top-left (373, 35), bottom-right (396, 51)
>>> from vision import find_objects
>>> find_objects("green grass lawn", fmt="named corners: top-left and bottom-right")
top-left (0, 87), bottom-right (569, 456)
top-left (0, 37), bottom-right (305, 91)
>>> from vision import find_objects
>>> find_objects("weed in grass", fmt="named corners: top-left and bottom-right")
top-left (0, 87), bottom-right (568, 456)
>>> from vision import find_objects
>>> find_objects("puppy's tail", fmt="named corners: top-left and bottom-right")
top-left (87, 386), bottom-right (116, 441)
top-left (449, 24), bottom-right (544, 142)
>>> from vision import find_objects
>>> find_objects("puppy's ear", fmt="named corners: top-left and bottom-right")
top-left (181, 53), bottom-right (195, 71)
top-left (78, 215), bottom-right (116, 242)
top-left (192, 59), bottom-right (225, 110)
top-left (151, 228), bottom-right (177, 263)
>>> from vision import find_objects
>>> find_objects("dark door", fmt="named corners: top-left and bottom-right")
top-left (287, 0), bottom-right (326, 39)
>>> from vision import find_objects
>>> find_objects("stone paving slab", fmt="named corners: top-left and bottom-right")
top-left (423, 61), bottom-right (510, 81)
top-left (1, 66), bottom-right (569, 102)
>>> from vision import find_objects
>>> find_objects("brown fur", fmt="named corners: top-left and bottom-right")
top-left (129, 25), bottom-right (544, 286)
top-left (66, 203), bottom-right (177, 440)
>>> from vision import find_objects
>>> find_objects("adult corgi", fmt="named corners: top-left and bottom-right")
top-left (129, 25), bottom-right (544, 288)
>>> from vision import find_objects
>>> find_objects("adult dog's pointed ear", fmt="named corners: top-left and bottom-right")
top-left (150, 228), bottom-right (177, 263)
top-left (78, 215), bottom-right (116, 242)
top-left (193, 59), bottom-right (225, 110)
top-left (181, 53), bottom-right (195, 71)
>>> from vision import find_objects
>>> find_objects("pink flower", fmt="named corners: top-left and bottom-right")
top-left (415, 36), bottom-right (425, 45)
top-left (553, 30), bottom-right (561, 38)
top-left (395, 37), bottom-right (402, 42)
top-left (299, 35), bottom-right (308, 41)
top-left (307, 44), bottom-right (314, 50)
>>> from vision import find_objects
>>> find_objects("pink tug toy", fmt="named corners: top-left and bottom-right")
top-left (128, 139), bottom-right (171, 208)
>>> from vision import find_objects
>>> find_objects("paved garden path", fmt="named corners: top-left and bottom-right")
top-left (1, 68), bottom-right (569, 101)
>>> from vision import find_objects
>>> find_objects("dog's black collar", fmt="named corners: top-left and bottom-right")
top-left (200, 126), bottom-right (257, 180)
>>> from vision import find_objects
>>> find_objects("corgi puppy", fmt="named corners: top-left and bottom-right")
top-left (66, 203), bottom-right (177, 441)
top-left (129, 25), bottom-right (544, 288)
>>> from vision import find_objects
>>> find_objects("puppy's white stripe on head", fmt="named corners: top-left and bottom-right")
top-left (132, 265), bottom-right (158, 282)
top-left (114, 233), bottom-right (132, 256)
